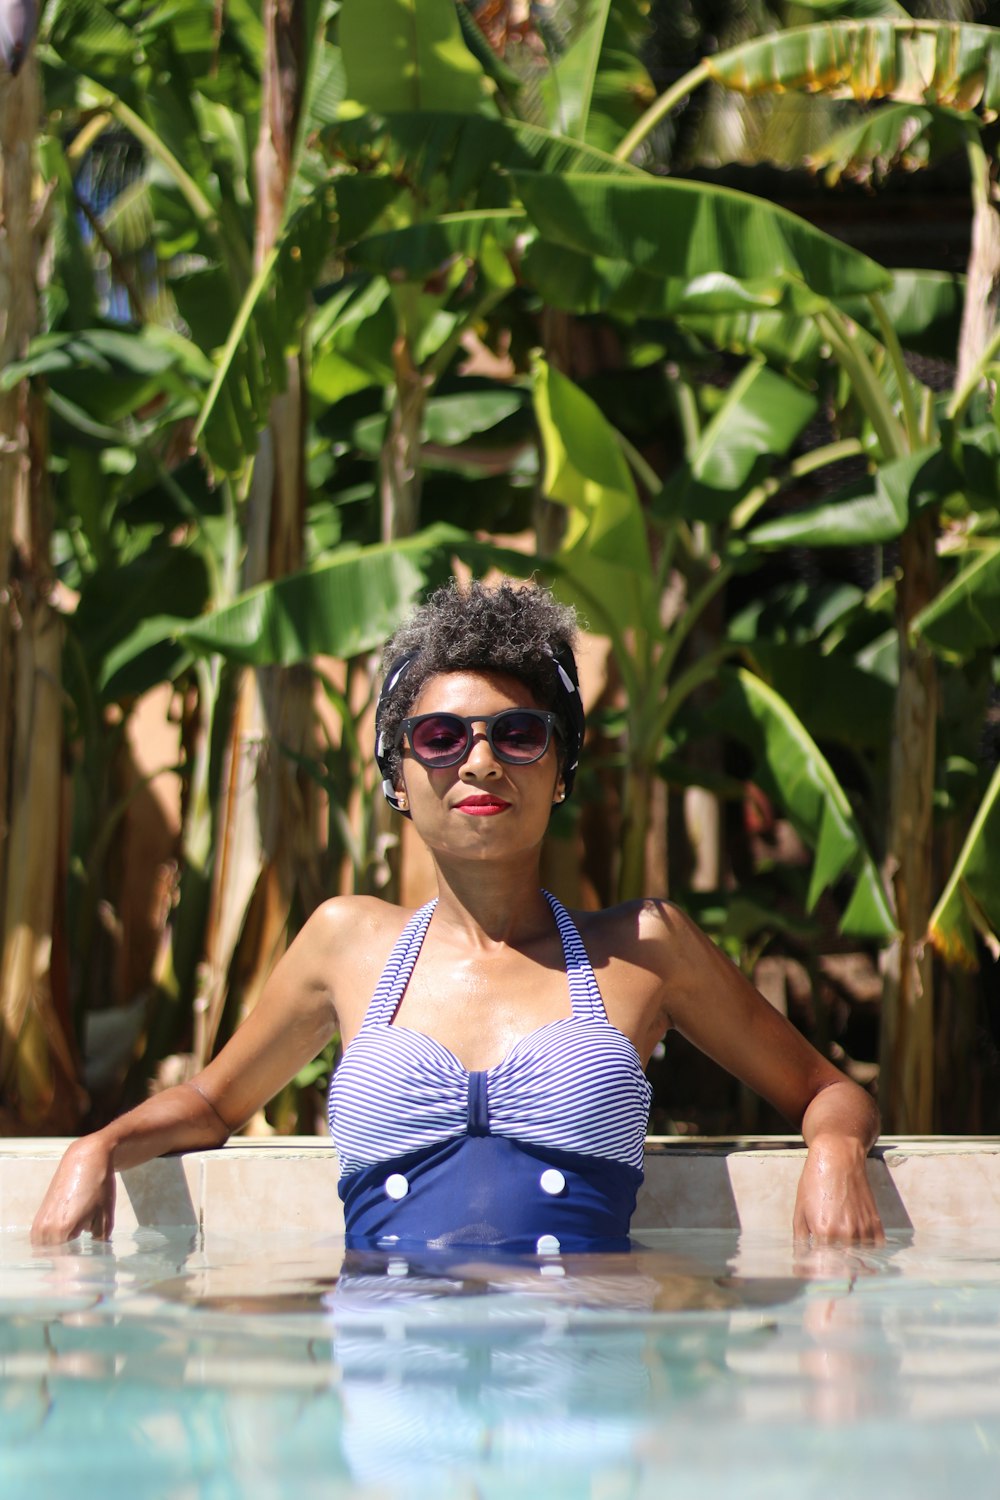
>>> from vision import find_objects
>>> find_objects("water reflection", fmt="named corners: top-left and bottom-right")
top-left (2, 1230), bottom-right (1000, 1498)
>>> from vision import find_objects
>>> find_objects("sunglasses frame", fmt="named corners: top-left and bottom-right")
top-left (396, 709), bottom-right (558, 769)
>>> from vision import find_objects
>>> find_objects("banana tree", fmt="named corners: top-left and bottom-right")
top-left (316, 6), bottom-right (911, 912)
top-left (530, 355), bottom-right (897, 943)
top-left (610, 14), bottom-right (1000, 1130)
top-left (0, 0), bottom-right (339, 1110)
top-left (0, 40), bottom-right (79, 1131)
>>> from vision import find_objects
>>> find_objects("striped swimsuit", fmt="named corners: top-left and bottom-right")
top-left (327, 892), bottom-right (653, 1253)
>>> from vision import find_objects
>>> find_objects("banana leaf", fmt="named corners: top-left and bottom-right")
top-left (79, 544), bottom-right (212, 698)
top-left (422, 389), bottom-right (526, 445)
top-left (533, 359), bottom-right (655, 635)
top-left (330, 113), bottom-right (641, 209)
top-left (349, 211), bottom-right (521, 281)
top-left (540, 0), bottom-right (613, 142)
top-left (748, 447), bottom-right (950, 549)
top-left (455, 0), bottom-right (522, 107)
top-left (4, 327), bottom-right (206, 450)
top-left (656, 363), bottom-right (818, 523)
top-left (704, 21), bottom-right (1000, 114)
top-left (309, 277), bottom-right (396, 401)
top-left (708, 667), bottom-right (896, 939)
top-left (338, 0), bottom-right (488, 115)
top-left (539, 0), bottom-right (654, 154)
top-left (511, 172), bottom-right (892, 301)
top-left (45, 0), bottom-right (140, 76)
top-left (911, 543), bottom-right (1000, 660)
top-left (809, 103), bottom-right (974, 185)
top-left (928, 764), bottom-right (1000, 968)
top-left (351, 388), bottom-right (527, 457)
top-left (949, 424), bottom-right (1000, 513)
top-left (176, 525), bottom-right (465, 666)
top-left (741, 641), bottom-right (894, 751)
top-left (193, 190), bottom-right (332, 474)
top-left (838, 269), bottom-right (965, 362)
top-left (790, 1), bottom-right (908, 15)
top-left (333, 177), bottom-right (407, 245)
top-left (677, 305), bottom-right (829, 379)
top-left (522, 241), bottom-right (828, 321)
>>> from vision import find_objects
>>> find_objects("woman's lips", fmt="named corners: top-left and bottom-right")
top-left (455, 795), bottom-right (510, 815)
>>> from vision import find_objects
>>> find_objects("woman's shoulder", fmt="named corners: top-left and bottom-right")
top-left (290, 896), bottom-right (433, 1035)
top-left (300, 894), bottom-right (427, 954)
top-left (570, 897), bottom-right (700, 955)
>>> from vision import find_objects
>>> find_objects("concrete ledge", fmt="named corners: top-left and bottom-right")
top-left (3, 1136), bottom-right (1000, 1235)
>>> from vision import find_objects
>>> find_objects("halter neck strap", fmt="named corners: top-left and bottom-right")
top-left (357, 890), bottom-right (606, 1032)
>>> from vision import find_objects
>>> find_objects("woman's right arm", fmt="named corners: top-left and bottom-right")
top-left (29, 1080), bottom-right (233, 1244)
top-left (30, 898), bottom-right (354, 1245)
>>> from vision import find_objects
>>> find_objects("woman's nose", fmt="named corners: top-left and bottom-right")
top-left (459, 725), bottom-right (501, 777)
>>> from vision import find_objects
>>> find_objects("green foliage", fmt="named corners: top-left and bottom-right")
top-left (913, 544), bottom-right (1000, 660)
top-left (13, 0), bottom-right (1000, 1139)
top-left (656, 364), bottom-right (817, 523)
top-left (708, 669), bottom-right (896, 939)
top-left (177, 527), bottom-right (464, 666)
top-left (929, 764), bottom-right (1000, 968)
top-left (513, 172), bottom-right (892, 301)
top-left (704, 21), bottom-right (1000, 113)
top-left (339, 0), bottom-right (489, 114)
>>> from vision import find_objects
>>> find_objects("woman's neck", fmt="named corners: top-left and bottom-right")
top-left (428, 859), bottom-right (553, 948)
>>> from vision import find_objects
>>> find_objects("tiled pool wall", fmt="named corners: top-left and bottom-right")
top-left (3, 1137), bottom-right (999, 1235)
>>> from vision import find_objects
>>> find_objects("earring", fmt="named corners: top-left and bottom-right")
top-left (396, 791), bottom-right (408, 809)
top-left (554, 790), bottom-right (566, 804)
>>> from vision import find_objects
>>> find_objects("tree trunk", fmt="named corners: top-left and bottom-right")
top-left (956, 140), bottom-right (1000, 394)
top-left (618, 761), bottom-right (651, 903)
top-left (879, 512), bottom-right (938, 1133)
top-left (379, 333), bottom-right (426, 543)
top-left (0, 56), bottom-right (80, 1131)
top-left (196, 0), bottom-right (317, 1071)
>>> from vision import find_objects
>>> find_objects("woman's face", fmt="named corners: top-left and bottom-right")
top-left (397, 670), bottom-right (565, 861)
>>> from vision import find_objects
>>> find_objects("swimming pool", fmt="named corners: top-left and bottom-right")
top-left (3, 1221), bottom-right (1000, 1499)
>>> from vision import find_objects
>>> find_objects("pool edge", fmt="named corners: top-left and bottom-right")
top-left (3, 1135), bottom-right (1000, 1235)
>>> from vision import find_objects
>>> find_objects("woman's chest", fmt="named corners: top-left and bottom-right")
top-left (391, 949), bottom-right (665, 1071)
top-left (392, 950), bottom-right (574, 1072)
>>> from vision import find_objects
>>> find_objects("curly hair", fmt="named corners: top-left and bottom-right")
top-left (377, 580), bottom-right (580, 788)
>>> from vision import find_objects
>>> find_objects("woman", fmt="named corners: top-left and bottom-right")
top-left (31, 581), bottom-right (884, 1249)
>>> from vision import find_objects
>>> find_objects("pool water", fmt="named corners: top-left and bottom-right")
top-left (2, 1227), bottom-right (999, 1498)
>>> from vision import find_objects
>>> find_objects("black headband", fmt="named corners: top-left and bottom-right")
top-left (374, 644), bottom-right (585, 815)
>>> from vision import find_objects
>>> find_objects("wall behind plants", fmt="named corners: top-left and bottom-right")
top-left (0, 0), bottom-right (998, 1140)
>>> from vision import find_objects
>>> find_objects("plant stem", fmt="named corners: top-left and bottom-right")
top-left (947, 320), bottom-right (1000, 422)
top-left (614, 61), bottom-right (711, 162)
top-left (815, 307), bottom-right (907, 461)
top-left (869, 292), bottom-right (922, 450)
top-left (730, 437), bottom-right (866, 531)
top-left (652, 646), bottom-right (735, 748)
top-left (107, 95), bottom-right (219, 231)
top-left (651, 563), bottom-right (732, 707)
top-left (614, 427), bottom-right (661, 499)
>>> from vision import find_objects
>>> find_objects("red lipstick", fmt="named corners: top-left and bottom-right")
top-left (455, 795), bottom-right (510, 816)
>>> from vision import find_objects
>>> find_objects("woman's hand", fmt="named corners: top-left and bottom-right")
top-left (30, 1138), bottom-right (117, 1245)
top-left (792, 1134), bottom-right (885, 1246)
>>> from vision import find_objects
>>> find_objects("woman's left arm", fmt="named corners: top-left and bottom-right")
top-left (644, 902), bottom-right (884, 1245)
top-left (792, 1080), bottom-right (884, 1244)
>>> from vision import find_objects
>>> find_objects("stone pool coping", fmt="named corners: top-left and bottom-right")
top-left (3, 1136), bottom-right (1000, 1235)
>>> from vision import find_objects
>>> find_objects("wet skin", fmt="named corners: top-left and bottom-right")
top-left (30, 668), bottom-right (885, 1248)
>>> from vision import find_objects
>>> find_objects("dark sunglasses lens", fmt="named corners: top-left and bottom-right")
top-left (410, 715), bottom-right (469, 765)
top-left (492, 712), bottom-right (549, 761)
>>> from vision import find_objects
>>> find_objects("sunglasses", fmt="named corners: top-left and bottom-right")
top-left (397, 710), bottom-right (557, 769)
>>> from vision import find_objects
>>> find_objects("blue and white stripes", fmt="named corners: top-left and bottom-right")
top-left (328, 893), bottom-right (652, 1178)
